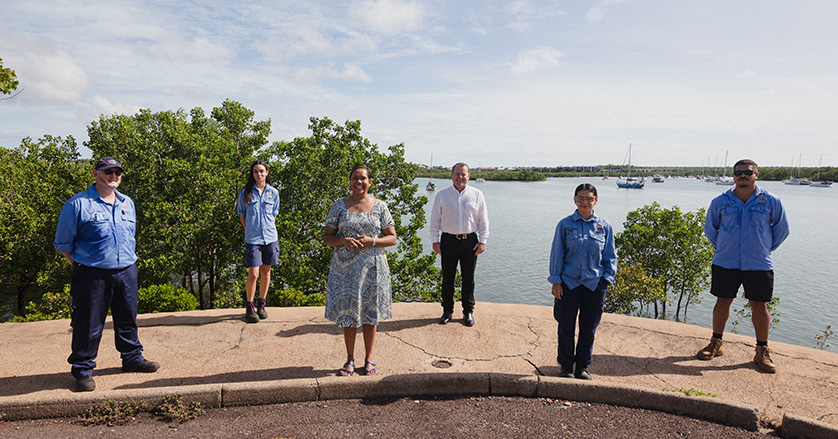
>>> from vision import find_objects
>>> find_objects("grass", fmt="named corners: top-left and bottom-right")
top-left (78, 394), bottom-right (204, 426)
top-left (663, 387), bottom-right (717, 398)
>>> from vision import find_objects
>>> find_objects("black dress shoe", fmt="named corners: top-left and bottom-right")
top-left (558, 366), bottom-right (574, 378)
top-left (463, 313), bottom-right (475, 327)
top-left (122, 359), bottom-right (160, 373)
top-left (574, 367), bottom-right (592, 380)
top-left (439, 312), bottom-right (452, 324)
top-left (75, 376), bottom-right (95, 392)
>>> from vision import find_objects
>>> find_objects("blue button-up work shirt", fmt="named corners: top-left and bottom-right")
top-left (548, 211), bottom-right (617, 291)
top-left (54, 184), bottom-right (137, 269)
top-left (236, 184), bottom-right (280, 245)
top-left (704, 186), bottom-right (789, 271)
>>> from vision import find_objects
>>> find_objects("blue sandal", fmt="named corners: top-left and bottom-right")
top-left (339, 361), bottom-right (355, 376)
top-left (363, 361), bottom-right (378, 376)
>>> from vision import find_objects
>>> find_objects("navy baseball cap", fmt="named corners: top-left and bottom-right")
top-left (94, 157), bottom-right (124, 172)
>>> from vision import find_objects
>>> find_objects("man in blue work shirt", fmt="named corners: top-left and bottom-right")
top-left (697, 159), bottom-right (789, 373)
top-left (54, 157), bottom-right (159, 392)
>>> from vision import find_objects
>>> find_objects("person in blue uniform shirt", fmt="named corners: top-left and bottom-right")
top-left (697, 159), bottom-right (789, 373)
top-left (548, 183), bottom-right (616, 380)
top-left (236, 160), bottom-right (280, 323)
top-left (54, 157), bottom-right (159, 392)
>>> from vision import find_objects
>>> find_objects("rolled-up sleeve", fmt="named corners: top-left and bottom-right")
top-left (54, 200), bottom-right (78, 254)
top-left (476, 191), bottom-right (489, 243)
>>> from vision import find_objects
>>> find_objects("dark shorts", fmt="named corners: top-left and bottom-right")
top-left (710, 264), bottom-right (774, 302)
top-left (245, 241), bottom-right (279, 268)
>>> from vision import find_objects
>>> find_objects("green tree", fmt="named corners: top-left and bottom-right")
top-left (1, 57), bottom-right (20, 96)
top-left (614, 202), bottom-right (713, 321)
top-left (85, 100), bottom-right (269, 308)
top-left (0, 136), bottom-right (90, 314)
top-left (605, 263), bottom-right (666, 316)
top-left (264, 117), bottom-right (440, 299)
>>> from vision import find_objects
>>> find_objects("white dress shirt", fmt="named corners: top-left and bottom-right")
top-left (429, 184), bottom-right (489, 243)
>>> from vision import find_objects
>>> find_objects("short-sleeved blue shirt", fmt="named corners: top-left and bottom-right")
top-left (236, 184), bottom-right (280, 245)
top-left (548, 211), bottom-right (617, 291)
top-left (704, 186), bottom-right (789, 271)
top-left (54, 184), bottom-right (137, 269)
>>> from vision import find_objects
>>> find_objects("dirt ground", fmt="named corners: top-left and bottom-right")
top-left (0, 396), bottom-right (777, 439)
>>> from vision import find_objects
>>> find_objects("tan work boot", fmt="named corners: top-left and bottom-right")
top-left (696, 337), bottom-right (723, 360)
top-left (754, 345), bottom-right (777, 373)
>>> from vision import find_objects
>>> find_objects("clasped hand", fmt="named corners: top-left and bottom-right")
top-left (342, 235), bottom-right (371, 251)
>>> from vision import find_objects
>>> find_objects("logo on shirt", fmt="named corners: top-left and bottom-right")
top-left (757, 195), bottom-right (766, 203)
top-left (595, 224), bottom-right (603, 232)
top-left (91, 212), bottom-right (106, 221)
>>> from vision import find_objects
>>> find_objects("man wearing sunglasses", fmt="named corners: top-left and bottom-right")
top-left (54, 157), bottom-right (159, 392)
top-left (698, 159), bottom-right (789, 373)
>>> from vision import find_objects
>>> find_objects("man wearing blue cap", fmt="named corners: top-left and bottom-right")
top-left (54, 157), bottom-right (159, 392)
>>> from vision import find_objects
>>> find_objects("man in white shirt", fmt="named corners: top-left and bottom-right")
top-left (430, 163), bottom-right (489, 326)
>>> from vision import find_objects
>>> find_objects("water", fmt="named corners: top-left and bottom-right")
top-left (419, 177), bottom-right (838, 353)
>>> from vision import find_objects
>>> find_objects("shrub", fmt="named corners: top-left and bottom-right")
top-left (268, 288), bottom-right (326, 307)
top-left (137, 284), bottom-right (199, 314)
top-left (7, 285), bottom-right (72, 322)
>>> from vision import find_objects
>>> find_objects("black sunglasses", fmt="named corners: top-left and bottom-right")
top-left (102, 169), bottom-right (123, 176)
top-left (733, 170), bottom-right (755, 176)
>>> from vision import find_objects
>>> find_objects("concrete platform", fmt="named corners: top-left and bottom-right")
top-left (1, 302), bottom-right (836, 437)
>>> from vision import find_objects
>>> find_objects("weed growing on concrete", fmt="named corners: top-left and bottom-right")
top-left (664, 387), bottom-right (717, 398)
top-left (78, 400), bottom-right (149, 426)
top-left (152, 394), bottom-right (204, 422)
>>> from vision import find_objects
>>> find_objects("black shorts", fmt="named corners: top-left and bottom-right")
top-left (710, 264), bottom-right (774, 302)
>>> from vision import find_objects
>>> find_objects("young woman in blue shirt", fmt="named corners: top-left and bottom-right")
top-left (236, 160), bottom-right (280, 323)
top-left (548, 183), bottom-right (617, 380)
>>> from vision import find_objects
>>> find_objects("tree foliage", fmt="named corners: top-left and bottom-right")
top-left (0, 57), bottom-right (19, 96)
top-left (85, 100), bottom-right (268, 308)
top-left (0, 136), bottom-right (90, 314)
top-left (264, 117), bottom-right (440, 300)
top-left (614, 202), bottom-right (713, 321)
top-left (2, 103), bottom-right (439, 321)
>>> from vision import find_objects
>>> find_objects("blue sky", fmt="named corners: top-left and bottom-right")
top-left (2, 0), bottom-right (837, 168)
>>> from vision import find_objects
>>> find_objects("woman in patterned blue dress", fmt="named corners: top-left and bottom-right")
top-left (323, 164), bottom-right (398, 376)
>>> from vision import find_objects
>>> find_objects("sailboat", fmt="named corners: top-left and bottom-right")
top-left (810, 154), bottom-right (832, 188)
top-left (616, 143), bottom-right (644, 189)
top-left (425, 152), bottom-right (436, 191)
top-left (474, 163), bottom-right (485, 183)
top-left (783, 154), bottom-right (811, 185)
top-left (715, 151), bottom-right (734, 185)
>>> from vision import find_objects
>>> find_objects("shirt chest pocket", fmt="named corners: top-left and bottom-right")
top-left (720, 206), bottom-right (740, 231)
top-left (749, 204), bottom-right (771, 231)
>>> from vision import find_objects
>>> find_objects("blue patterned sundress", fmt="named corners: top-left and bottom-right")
top-left (325, 198), bottom-right (395, 328)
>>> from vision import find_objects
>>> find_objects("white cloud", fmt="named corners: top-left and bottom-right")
top-left (161, 38), bottom-right (234, 62)
top-left (510, 47), bottom-right (563, 74)
top-left (91, 95), bottom-right (141, 117)
top-left (353, 0), bottom-right (425, 35)
top-left (586, 0), bottom-right (628, 23)
top-left (17, 51), bottom-right (89, 102)
top-left (295, 64), bottom-right (373, 83)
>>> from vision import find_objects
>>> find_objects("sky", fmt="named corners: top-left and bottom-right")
top-left (2, 0), bottom-right (838, 168)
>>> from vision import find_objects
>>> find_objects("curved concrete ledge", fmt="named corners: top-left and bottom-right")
top-left (0, 373), bottom-right (762, 432)
top-left (781, 413), bottom-right (838, 439)
top-left (2, 302), bottom-right (837, 439)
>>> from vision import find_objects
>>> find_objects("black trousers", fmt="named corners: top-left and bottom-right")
top-left (440, 232), bottom-right (479, 314)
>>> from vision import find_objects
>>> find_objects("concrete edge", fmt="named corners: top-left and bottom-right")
top-left (536, 376), bottom-right (760, 431)
top-left (0, 384), bottom-right (221, 421)
top-left (7, 373), bottom-right (835, 438)
top-left (781, 413), bottom-right (838, 439)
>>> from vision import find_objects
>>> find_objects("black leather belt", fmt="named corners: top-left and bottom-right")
top-left (443, 232), bottom-right (476, 240)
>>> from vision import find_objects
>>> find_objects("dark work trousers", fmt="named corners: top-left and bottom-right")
top-left (68, 263), bottom-right (144, 379)
top-left (553, 278), bottom-right (607, 370)
top-left (440, 232), bottom-right (479, 314)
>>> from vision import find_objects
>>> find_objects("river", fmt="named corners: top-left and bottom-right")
top-left (418, 177), bottom-right (838, 353)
